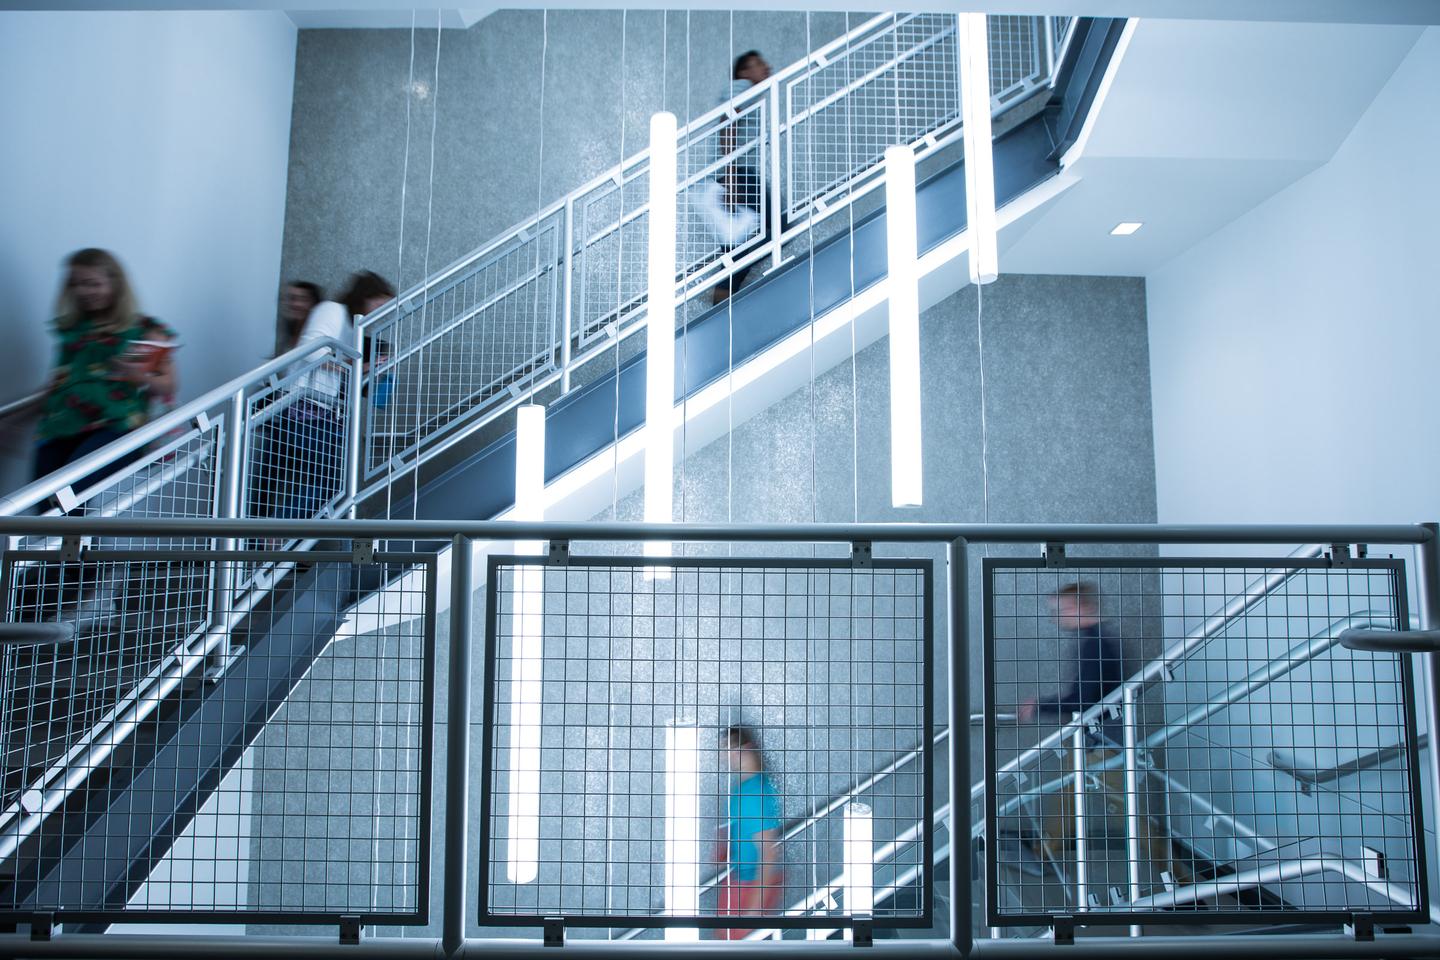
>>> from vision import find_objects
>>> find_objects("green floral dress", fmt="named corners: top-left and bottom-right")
top-left (38, 314), bottom-right (177, 442)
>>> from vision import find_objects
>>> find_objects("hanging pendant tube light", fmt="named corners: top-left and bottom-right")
top-left (884, 145), bottom-right (923, 509)
top-left (645, 111), bottom-right (678, 565)
top-left (664, 722), bottom-right (700, 940)
top-left (506, 403), bottom-right (545, 884)
top-left (959, 12), bottom-right (999, 285)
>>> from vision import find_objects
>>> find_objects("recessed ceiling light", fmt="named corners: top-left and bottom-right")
top-left (1111, 221), bottom-right (1143, 236)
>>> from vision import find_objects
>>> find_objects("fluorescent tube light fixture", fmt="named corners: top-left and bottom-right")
top-left (884, 145), bottom-right (923, 508)
top-left (958, 12), bottom-right (999, 285)
top-left (645, 111), bottom-right (677, 568)
top-left (664, 722), bottom-right (700, 940)
top-left (1111, 221), bottom-right (1143, 236)
top-left (505, 403), bottom-right (546, 885)
top-left (843, 802), bottom-right (875, 927)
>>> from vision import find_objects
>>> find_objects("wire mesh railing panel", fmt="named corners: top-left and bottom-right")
top-left (983, 558), bottom-right (1427, 928)
top-left (480, 556), bottom-right (933, 932)
top-left (0, 551), bottom-right (212, 820)
top-left (362, 213), bottom-right (563, 480)
top-left (784, 13), bottom-right (959, 223)
top-left (16, 418), bottom-right (224, 554)
top-left (0, 548), bottom-right (436, 924)
top-left (574, 160), bottom-right (651, 353)
top-left (989, 15), bottom-right (1042, 102)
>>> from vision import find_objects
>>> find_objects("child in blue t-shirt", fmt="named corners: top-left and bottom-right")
top-left (717, 725), bottom-right (782, 939)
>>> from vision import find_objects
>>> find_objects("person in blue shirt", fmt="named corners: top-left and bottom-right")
top-left (717, 725), bottom-right (783, 939)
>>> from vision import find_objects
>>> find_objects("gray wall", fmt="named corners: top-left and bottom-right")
top-left (280, 10), bottom-right (859, 301)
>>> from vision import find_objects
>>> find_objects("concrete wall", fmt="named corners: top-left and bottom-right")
top-left (278, 9), bottom-right (856, 298)
top-left (0, 10), bottom-right (297, 494)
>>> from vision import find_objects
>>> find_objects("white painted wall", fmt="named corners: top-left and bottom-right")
top-left (0, 10), bottom-right (297, 494)
top-left (1147, 26), bottom-right (1438, 526)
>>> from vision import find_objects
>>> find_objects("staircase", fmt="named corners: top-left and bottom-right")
top-left (10, 11), bottom-right (1428, 942)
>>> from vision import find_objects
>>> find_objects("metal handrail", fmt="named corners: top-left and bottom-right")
top-left (0, 389), bottom-right (46, 421)
top-left (1268, 734), bottom-right (1429, 791)
top-left (352, 13), bottom-right (1063, 491)
top-left (1125, 858), bottom-right (1435, 923)
top-left (0, 337), bottom-right (359, 517)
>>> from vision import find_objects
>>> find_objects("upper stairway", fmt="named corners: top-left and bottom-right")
top-left (1, 11), bottom-right (1280, 931)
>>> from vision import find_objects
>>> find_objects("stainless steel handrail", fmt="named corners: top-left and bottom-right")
top-left (1268, 734), bottom-right (1428, 791)
top-left (0, 338), bottom-right (359, 517)
top-left (0, 389), bottom-right (46, 421)
top-left (1340, 628), bottom-right (1440, 654)
top-left (1125, 857), bottom-right (1437, 924)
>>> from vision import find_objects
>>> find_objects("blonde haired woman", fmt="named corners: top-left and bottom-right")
top-left (34, 249), bottom-right (178, 491)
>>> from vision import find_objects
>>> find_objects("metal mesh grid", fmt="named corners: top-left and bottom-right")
top-left (245, 356), bottom-right (353, 528)
top-left (784, 13), bottom-right (959, 223)
top-left (362, 213), bottom-right (562, 479)
top-left (0, 552), bottom-right (211, 816)
top-left (984, 558), bottom-right (1426, 927)
top-left (352, 14), bottom-right (1062, 489)
top-left (0, 549), bottom-right (435, 923)
top-left (480, 556), bottom-right (932, 932)
top-left (16, 418), bottom-right (224, 554)
top-left (988, 15), bottom-right (1042, 102)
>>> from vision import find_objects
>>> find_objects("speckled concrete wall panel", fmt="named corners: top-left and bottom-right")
top-left (280, 11), bottom-right (857, 299)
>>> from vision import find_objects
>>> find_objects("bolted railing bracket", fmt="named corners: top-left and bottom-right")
top-left (547, 540), bottom-right (570, 566)
top-left (1051, 915), bottom-right (1075, 944)
top-left (1044, 541), bottom-right (1067, 567)
top-left (351, 538), bottom-right (376, 565)
top-left (1328, 543), bottom-right (1353, 567)
top-left (851, 541), bottom-right (873, 568)
top-left (1347, 913), bottom-right (1375, 942)
top-left (193, 410), bottom-right (211, 432)
top-left (852, 918), bottom-right (873, 946)
top-left (30, 913), bottom-right (54, 942)
top-left (339, 915), bottom-right (362, 944)
top-left (544, 917), bottom-right (565, 947)
top-left (60, 536), bottom-right (84, 562)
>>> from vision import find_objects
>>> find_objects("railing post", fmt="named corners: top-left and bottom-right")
top-left (1417, 523), bottom-right (1440, 853)
top-left (347, 327), bottom-right (365, 518)
top-left (1072, 713), bottom-right (1088, 913)
top-left (1121, 687), bottom-right (1143, 937)
top-left (210, 387), bottom-right (247, 669)
top-left (948, 537), bottom-right (971, 957)
top-left (444, 535), bottom-right (474, 958)
top-left (561, 197), bottom-right (575, 394)
top-left (768, 81), bottom-right (784, 271)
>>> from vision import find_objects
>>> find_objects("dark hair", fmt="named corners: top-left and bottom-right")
top-left (363, 336), bottom-right (392, 364)
top-left (733, 50), bottom-right (762, 80)
top-left (339, 270), bottom-right (396, 320)
top-left (287, 280), bottom-right (324, 305)
top-left (1052, 581), bottom-right (1098, 602)
top-left (724, 725), bottom-right (759, 749)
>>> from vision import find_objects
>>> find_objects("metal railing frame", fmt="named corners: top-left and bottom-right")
top-left (350, 12), bottom-right (1064, 497)
top-left (0, 517), bottom-right (1433, 960)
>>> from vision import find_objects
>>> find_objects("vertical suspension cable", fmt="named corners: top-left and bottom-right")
top-left (611, 11), bottom-right (628, 522)
top-left (845, 12), bottom-right (860, 525)
top-left (725, 10), bottom-right (734, 548)
top-left (679, 9), bottom-right (691, 545)
top-left (530, 11), bottom-right (549, 402)
top-left (382, 10), bottom-right (419, 522)
top-left (408, 12), bottom-right (443, 529)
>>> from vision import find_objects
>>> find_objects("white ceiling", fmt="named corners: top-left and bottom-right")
top-left (6, 2), bottom-right (1440, 23)
top-left (1000, 18), bottom-right (1425, 276)
top-left (286, 8), bottom-right (491, 28)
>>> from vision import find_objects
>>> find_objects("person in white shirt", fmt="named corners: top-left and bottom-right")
top-left (255, 270), bottom-right (394, 519)
top-left (712, 51), bottom-right (779, 305)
